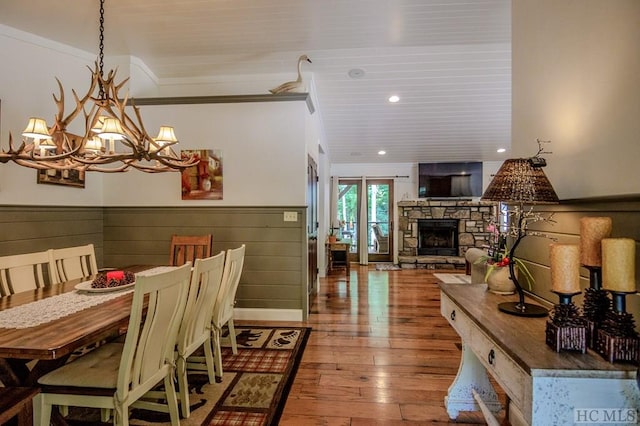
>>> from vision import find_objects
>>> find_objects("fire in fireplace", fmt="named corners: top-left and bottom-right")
top-left (417, 219), bottom-right (459, 256)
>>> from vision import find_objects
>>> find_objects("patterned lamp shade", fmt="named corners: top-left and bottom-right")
top-left (482, 158), bottom-right (559, 204)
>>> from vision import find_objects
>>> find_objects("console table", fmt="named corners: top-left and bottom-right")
top-left (440, 283), bottom-right (640, 426)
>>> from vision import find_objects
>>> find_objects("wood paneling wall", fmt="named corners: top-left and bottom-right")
top-left (102, 206), bottom-right (308, 313)
top-left (0, 205), bottom-right (308, 315)
top-left (0, 206), bottom-right (103, 260)
top-left (517, 196), bottom-right (640, 320)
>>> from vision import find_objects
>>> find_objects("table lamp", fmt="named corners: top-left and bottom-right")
top-left (482, 156), bottom-right (559, 317)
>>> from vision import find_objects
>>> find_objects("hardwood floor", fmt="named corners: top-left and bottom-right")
top-left (278, 265), bottom-right (509, 425)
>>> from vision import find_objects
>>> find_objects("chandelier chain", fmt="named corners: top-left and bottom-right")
top-left (98, 0), bottom-right (105, 98)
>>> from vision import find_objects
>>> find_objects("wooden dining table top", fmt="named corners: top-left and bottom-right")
top-left (0, 265), bottom-right (150, 361)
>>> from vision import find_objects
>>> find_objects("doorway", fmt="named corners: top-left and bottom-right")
top-left (307, 156), bottom-right (318, 311)
top-left (336, 178), bottom-right (393, 263)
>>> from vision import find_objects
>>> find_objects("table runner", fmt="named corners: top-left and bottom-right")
top-left (0, 266), bottom-right (175, 329)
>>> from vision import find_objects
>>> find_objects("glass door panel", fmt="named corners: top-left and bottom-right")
top-left (337, 181), bottom-right (359, 258)
top-left (367, 180), bottom-right (392, 262)
top-left (336, 179), bottom-right (393, 263)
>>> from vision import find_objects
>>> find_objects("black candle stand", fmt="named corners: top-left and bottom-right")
top-left (594, 290), bottom-right (639, 364)
top-left (581, 266), bottom-right (611, 348)
top-left (545, 291), bottom-right (587, 353)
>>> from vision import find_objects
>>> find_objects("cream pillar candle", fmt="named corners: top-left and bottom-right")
top-left (549, 244), bottom-right (581, 293)
top-left (602, 238), bottom-right (636, 292)
top-left (580, 217), bottom-right (612, 266)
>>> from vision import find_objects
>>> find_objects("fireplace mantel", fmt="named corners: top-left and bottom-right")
top-left (398, 200), bottom-right (496, 259)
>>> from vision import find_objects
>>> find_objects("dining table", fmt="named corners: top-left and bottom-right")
top-left (0, 265), bottom-right (162, 387)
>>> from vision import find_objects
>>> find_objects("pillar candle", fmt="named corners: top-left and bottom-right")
top-left (549, 243), bottom-right (581, 293)
top-left (602, 238), bottom-right (636, 292)
top-left (579, 217), bottom-right (612, 266)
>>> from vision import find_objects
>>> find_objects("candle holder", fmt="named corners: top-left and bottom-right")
top-left (545, 291), bottom-right (587, 353)
top-left (594, 290), bottom-right (639, 363)
top-left (581, 266), bottom-right (611, 349)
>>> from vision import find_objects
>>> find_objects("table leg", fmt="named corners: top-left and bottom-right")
top-left (445, 343), bottom-right (502, 419)
top-left (1, 356), bottom-right (70, 387)
top-left (0, 358), bottom-right (24, 386)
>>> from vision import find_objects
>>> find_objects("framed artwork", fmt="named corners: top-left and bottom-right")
top-left (37, 168), bottom-right (86, 188)
top-left (180, 149), bottom-right (223, 200)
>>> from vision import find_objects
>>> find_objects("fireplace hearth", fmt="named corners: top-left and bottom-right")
top-left (417, 219), bottom-right (459, 256)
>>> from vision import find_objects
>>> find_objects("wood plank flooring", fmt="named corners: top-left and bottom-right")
top-left (277, 265), bottom-right (509, 425)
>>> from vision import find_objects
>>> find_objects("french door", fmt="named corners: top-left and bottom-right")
top-left (336, 178), bottom-right (393, 263)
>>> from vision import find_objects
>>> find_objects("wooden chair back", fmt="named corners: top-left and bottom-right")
top-left (49, 244), bottom-right (98, 283)
top-left (213, 245), bottom-right (246, 330)
top-left (210, 244), bottom-right (246, 380)
top-left (169, 234), bottom-right (213, 266)
top-left (0, 250), bottom-right (54, 296)
top-left (176, 251), bottom-right (225, 417)
top-left (117, 263), bottom-right (191, 405)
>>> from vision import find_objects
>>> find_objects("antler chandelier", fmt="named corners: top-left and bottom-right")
top-left (0, 0), bottom-right (196, 173)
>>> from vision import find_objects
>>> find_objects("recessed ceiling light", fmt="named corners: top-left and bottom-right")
top-left (348, 68), bottom-right (366, 79)
top-left (497, 148), bottom-right (506, 153)
top-left (388, 95), bottom-right (400, 103)
top-left (378, 150), bottom-right (386, 155)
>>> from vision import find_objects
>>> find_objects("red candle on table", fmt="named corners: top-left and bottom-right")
top-left (106, 270), bottom-right (125, 281)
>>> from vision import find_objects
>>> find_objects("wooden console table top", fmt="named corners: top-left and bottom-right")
top-left (439, 283), bottom-right (637, 378)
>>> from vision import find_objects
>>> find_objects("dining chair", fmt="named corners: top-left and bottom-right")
top-left (211, 244), bottom-right (246, 381)
top-left (33, 263), bottom-right (192, 426)
top-left (176, 251), bottom-right (225, 418)
top-left (169, 234), bottom-right (213, 266)
top-left (49, 244), bottom-right (98, 283)
top-left (0, 250), bottom-right (54, 296)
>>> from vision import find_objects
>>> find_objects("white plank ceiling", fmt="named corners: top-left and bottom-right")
top-left (0, 0), bottom-right (512, 164)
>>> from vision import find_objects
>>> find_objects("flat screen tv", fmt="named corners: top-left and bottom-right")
top-left (418, 162), bottom-right (482, 198)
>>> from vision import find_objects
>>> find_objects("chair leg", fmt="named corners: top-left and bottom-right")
top-left (101, 408), bottom-right (111, 422)
top-left (33, 394), bottom-right (52, 426)
top-left (165, 374), bottom-right (181, 426)
top-left (177, 355), bottom-right (190, 418)
top-left (204, 336), bottom-right (216, 384)
top-left (213, 329), bottom-right (223, 382)
top-left (121, 405), bottom-right (130, 426)
top-left (228, 319), bottom-right (238, 355)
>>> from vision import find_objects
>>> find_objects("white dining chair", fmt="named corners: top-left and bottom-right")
top-left (211, 244), bottom-right (246, 381)
top-left (33, 263), bottom-right (192, 426)
top-left (176, 251), bottom-right (225, 418)
top-left (49, 244), bottom-right (98, 283)
top-left (0, 250), bottom-right (54, 296)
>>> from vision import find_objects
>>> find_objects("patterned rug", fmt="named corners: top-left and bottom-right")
top-left (374, 263), bottom-right (401, 271)
top-left (64, 325), bottom-right (310, 426)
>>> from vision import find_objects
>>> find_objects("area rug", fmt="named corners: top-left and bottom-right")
top-left (374, 263), bottom-right (402, 271)
top-left (64, 325), bottom-right (310, 426)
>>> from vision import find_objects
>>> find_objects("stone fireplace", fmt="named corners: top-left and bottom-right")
top-left (417, 219), bottom-right (459, 256)
top-left (397, 200), bottom-right (496, 268)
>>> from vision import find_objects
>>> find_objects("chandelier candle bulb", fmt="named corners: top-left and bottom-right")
top-left (550, 244), bottom-right (581, 294)
top-left (580, 217), bottom-right (612, 266)
top-left (602, 238), bottom-right (636, 292)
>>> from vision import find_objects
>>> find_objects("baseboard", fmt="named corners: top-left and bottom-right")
top-left (234, 308), bottom-right (303, 322)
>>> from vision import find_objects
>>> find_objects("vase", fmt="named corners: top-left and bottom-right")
top-left (328, 235), bottom-right (338, 243)
top-left (201, 178), bottom-right (212, 191)
top-left (486, 266), bottom-right (516, 295)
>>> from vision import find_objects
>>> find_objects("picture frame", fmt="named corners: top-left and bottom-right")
top-left (37, 168), bottom-right (86, 188)
top-left (181, 149), bottom-right (223, 200)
